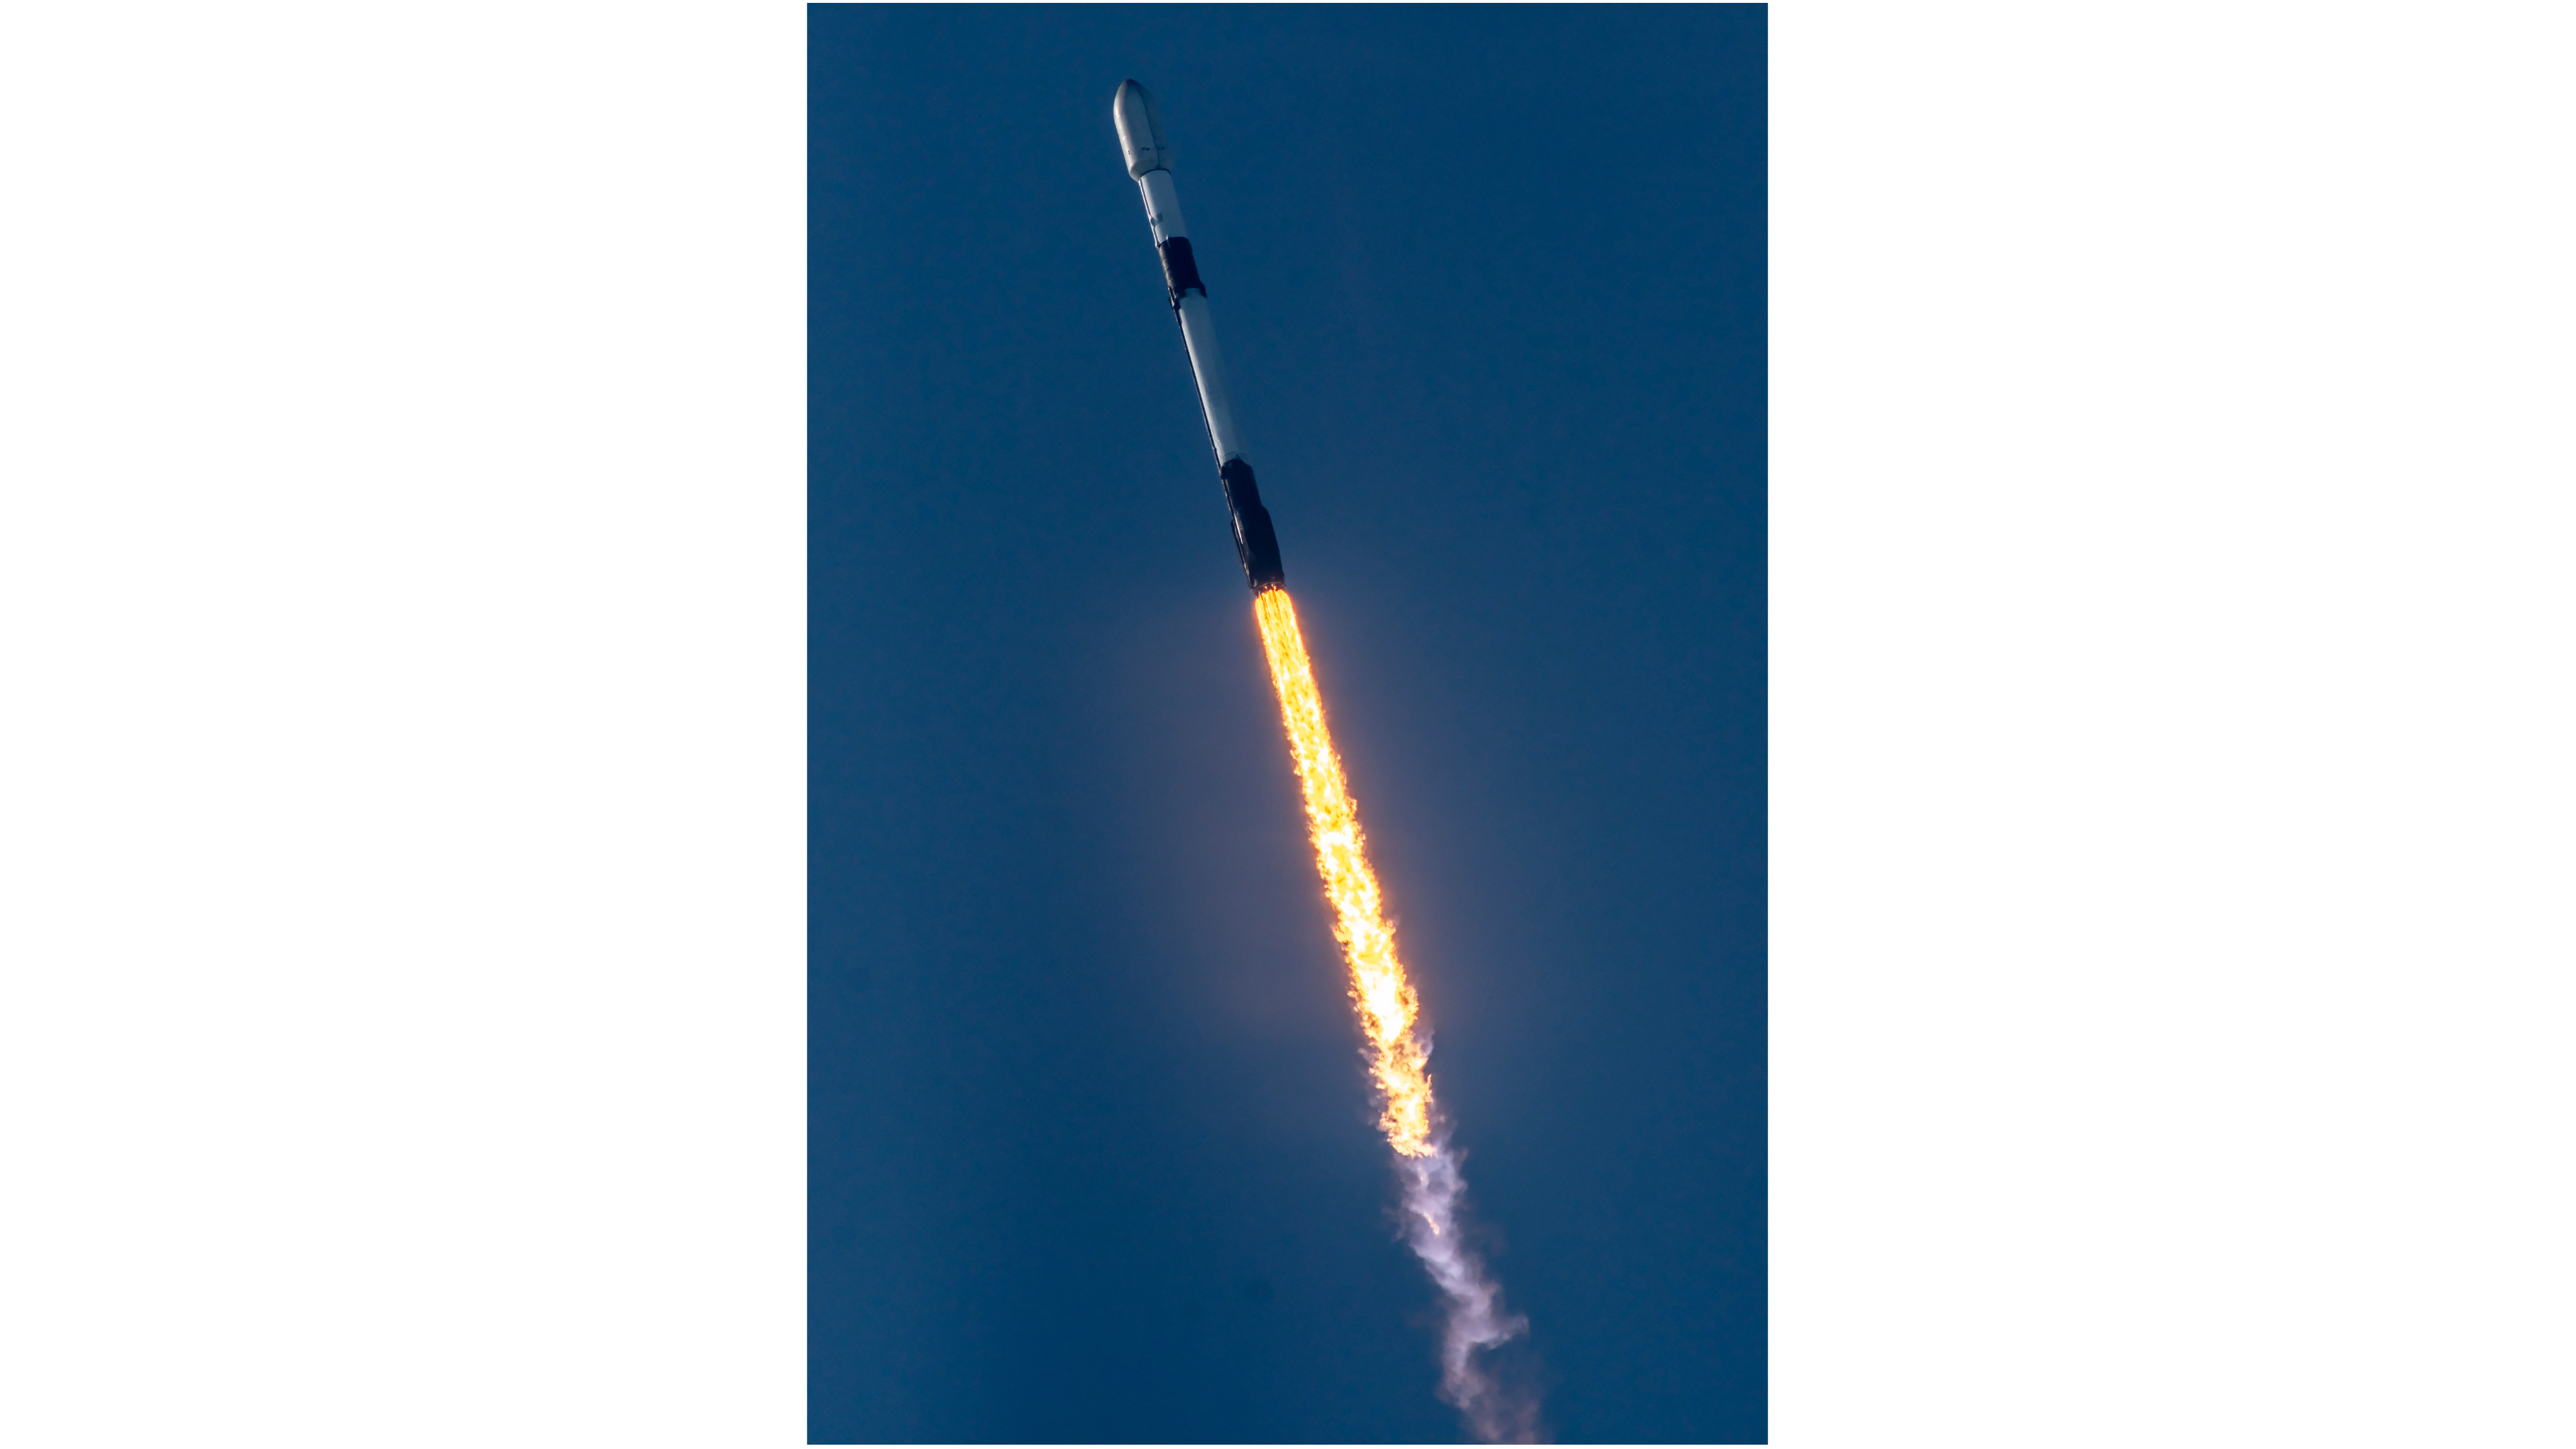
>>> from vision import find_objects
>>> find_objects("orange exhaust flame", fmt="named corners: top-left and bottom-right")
top-left (1252, 586), bottom-right (1538, 1443)
top-left (1253, 588), bottom-right (1436, 1158)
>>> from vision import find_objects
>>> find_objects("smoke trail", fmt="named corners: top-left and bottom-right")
top-left (1402, 1140), bottom-right (1538, 1443)
top-left (1252, 589), bottom-right (1539, 1444)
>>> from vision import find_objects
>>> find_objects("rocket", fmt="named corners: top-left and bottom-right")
top-left (1115, 79), bottom-right (1287, 594)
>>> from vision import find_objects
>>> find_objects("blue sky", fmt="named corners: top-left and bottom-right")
top-left (812, 6), bottom-right (1764, 1441)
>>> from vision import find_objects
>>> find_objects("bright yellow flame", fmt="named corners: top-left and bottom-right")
top-left (1254, 588), bottom-right (1438, 1158)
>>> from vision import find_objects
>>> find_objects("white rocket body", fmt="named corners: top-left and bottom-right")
top-left (1115, 79), bottom-right (1283, 591)
top-left (1140, 171), bottom-right (1247, 466)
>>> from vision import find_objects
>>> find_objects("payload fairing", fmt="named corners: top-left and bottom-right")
top-left (1115, 79), bottom-right (1287, 593)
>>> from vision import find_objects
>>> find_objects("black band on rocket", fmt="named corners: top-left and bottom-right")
top-left (1220, 457), bottom-right (1286, 592)
top-left (1159, 237), bottom-right (1206, 306)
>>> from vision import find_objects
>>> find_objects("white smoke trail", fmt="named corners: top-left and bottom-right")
top-left (1399, 1135), bottom-right (1538, 1444)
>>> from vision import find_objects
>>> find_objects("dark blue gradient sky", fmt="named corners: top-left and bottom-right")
top-left (812, 6), bottom-right (1764, 1441)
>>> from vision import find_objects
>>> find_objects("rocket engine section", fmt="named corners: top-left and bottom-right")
top-left (1221, 458), bottom-right (1286, 591)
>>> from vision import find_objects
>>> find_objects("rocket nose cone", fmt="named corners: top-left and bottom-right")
top-left (1114, 79), bottom-right (1171, 179)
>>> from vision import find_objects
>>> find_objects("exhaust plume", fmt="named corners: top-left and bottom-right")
top-left (1252, 589), bottom-right (1539, 1443)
